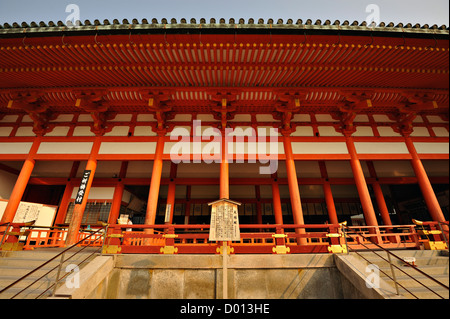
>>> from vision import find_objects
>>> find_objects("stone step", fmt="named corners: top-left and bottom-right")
top-left (0, 286), bottom-right (54, 299)
top-left (353, 251), bottom-right (449, 268)
top-left (398, 286), bottom-right (449, 299)
top-left (350, 250), bottom-right (449, 299)
top-left (381, 273), bottom-right (449, 289)
top-left (378, 264), bottom-right (448, 277)
top-left (0, 274), bottom-right (57, 289)
top-left (0, 248), bottom-right (99, 299)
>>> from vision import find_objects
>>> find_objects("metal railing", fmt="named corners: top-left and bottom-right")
top-left (342, 225), bottom-right (449, 299)
top-left (0, 226), bottom-right (107, 299)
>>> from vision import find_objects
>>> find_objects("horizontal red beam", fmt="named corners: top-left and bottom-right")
top-left (26, 176), bottom-right (450, 186)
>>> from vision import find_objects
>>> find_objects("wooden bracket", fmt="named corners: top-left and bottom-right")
top-left (390, 91), bottom-right (438, 136)
top-left (73, 90), bottom-right (113, 136)
top-left (333, 90), bottom-right (374, 136)
top-left (274, 90), bottom-right (306, 133)
top-left (140, 90), bottom-right (174, 133)
top-left (209, 90), bottom-right (238, 129)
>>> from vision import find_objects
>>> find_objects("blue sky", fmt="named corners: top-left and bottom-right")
top-left (0, 0), bottom-right (448, 26)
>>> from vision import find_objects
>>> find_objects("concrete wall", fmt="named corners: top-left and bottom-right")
top-left (99, 254), bottom-right (364, 299)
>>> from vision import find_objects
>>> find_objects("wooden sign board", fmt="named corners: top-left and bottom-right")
top-left (208, 199), bottom-right (241, 242)
top-left (75, 170), bottom-right (91, 204)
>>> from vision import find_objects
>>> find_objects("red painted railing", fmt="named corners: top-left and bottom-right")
top-left (102, 223), bottom-right (347, 254)
top-left (1, 221), bottom-right (447, 253)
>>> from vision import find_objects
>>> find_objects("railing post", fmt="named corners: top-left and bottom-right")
top-left (51, 252), bottom-right (66, 297)
top-left (0, 222), bottom-right (11, 250)
top-left (0, 223), bottom-right (31, 251)
top-left (341, 225), bottom-right (349, 254)
top-left (102, 225), bottom-right (122, 254)
top-left (386, 251), bottom-right (400, 295)
top-left (161, 226), bottom-right (178, 254)
top-left (327, 225), bottom-right (347, 254)
top-left (414, 220), bottom-right (448, 250)
top-left (410, 225), bottom-right (420, 249)
top-left (272, 225), bottom-right (289, 254)
top-left (100, 224), bottom-right (109, 256)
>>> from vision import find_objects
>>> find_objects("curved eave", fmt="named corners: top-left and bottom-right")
top-left (0, 20), bottom-right (449, 40)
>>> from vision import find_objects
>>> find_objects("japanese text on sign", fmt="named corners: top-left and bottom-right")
top-left (75, 170), bottom-right (91, 204)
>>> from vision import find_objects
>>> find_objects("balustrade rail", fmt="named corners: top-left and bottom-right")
top-left (1, 220), bottom-right (447, 254)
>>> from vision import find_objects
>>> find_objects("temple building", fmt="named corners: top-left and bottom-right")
top-left (0, 17), bottom-right (448, 255)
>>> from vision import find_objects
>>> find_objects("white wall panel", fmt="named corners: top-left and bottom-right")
top-left (413, 142), bottom-right (449, 154)
top-left (38, 142), bottom-right (93, 154)
top-left (99, 142), bottom-right (156, 154)
top-left (354, 142), bottom-right (408, 154)
top-left (291, 142), bottom-right (348, 154)
top-left (0, 142), bottom-right (33, 154)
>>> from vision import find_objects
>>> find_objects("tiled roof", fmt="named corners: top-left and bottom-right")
top-left (0, 18), bottom-right (448, 35)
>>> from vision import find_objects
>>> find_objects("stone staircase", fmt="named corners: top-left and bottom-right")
top-left (352, 250), bottom-right (449, 299)
top-left (0, 247), bottom-right (99, 299)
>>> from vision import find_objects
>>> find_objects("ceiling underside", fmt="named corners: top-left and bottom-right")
top-left (0, 32), bottom-right (448, 115)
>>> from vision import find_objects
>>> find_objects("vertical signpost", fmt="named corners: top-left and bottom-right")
top-left (208, 199), bottom-right (241, 299)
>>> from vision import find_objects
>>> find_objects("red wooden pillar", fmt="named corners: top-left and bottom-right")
top-left (220, 131), bottom-right (229, 199)
top-left (282, 134), bottom-right (306, 244)
top-left (54, 181), bottom-right (74, 225)
top-left (165, 163), bottom-right (177, 225)
top-left (272, 179), bottom-right (283, 225)
top-left (255, 185), bottom-right (263, 225)
top-left (108, 161), bottom-right (128, 225)
top-left (54, 161), bottom-right (79, 225)
top-left (367, 161), bottom-right (393, 226)
top-left (165, 184), bottom-right (176, 224)
top-left (345, 135), bottom-right (379, 227)
top-left (184, 186), bottom-right (191, 225)
top-left (65, 137), bottom-right (101, 245)
top-left (319, 161), bottom-right (338, 224)
top-left (404, 137), bottom-right (446, 224)
top-left (145, 134), bottom-right (165, 226)
top-left (372, 183), bottom-right (392, 226)
top-left (1, 139), bottom-right (40, 227)
top-left (108, 182), bottom-right (124, 224)
top-left (323, 183), bottom-right (339, 225)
